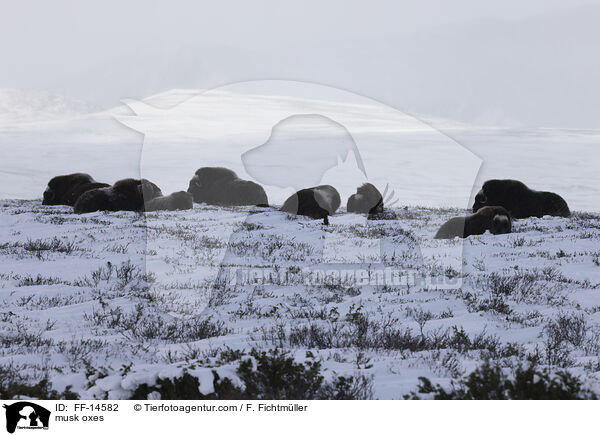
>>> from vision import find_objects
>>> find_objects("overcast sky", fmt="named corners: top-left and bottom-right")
top-left (1, 0), bottom-right (599, 127)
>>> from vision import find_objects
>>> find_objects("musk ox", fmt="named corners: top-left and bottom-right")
top-left (145, 191), bottom-right (193, 211)
top-left (73, 178), bottom-right (162, 213)
top-left (42, 173), bottom-right (109, 206)
top-left (347, 183), bottom-right (384, 215)
top-left (281, 185), bottom-right (341, 225)
top-left (187, 167), bottom-right (268, 206)
top-left (435, 206), bottom-right (512, 239)
top-left (473, 179), bottom-right (570, 218)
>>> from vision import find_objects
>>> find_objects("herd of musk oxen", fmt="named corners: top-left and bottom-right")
top-left (41, 168), bottom-right (570, 239)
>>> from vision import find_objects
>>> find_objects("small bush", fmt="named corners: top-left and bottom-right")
top-left (406, 362), bottom-right (597, 400)
top-left (130, 349), bottom-right (373, 400)
top-left (86, 304), bottom-right (229, 342)
top-left (482, 272), bottom-right (539, 303)
top-left (261, 312), bottom-right (518, 358)
top-left (23, 237), bottom-right (76, 255)
top-left (544, 313), bottom-right (587, 347)
top-left (0, 378), bottom-right (78, 400)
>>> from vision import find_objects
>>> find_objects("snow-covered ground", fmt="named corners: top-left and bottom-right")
top-left (1, 200), bottom-right (600, 399)
top-left (1, 88), bottom-right (599, 399)
top-left (0, 89), bottom-right (99, 127)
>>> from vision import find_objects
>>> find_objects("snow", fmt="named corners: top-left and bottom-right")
top-left (0, 88), bottom-right (599, 399)
top-left (1, 86), bottom-right (599, 210)
top-left (0, 199), bottom-right (599, 399)
top-left (0, 89), bottom-right (98, 127)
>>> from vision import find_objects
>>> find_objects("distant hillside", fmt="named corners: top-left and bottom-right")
top-left (0, 88), bottom-right (99, 125)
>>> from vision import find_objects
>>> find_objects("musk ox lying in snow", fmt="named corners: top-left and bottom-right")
top-left (144, 191), bottom-right (193, 211)
top-left (42, 173), bottom-right (109, 206)
top-left (187, 167), bottom-right (268, 206)
top-left (435, 206), bottom-right (512, 239)
top-left (74, 178), bottom-right (162, 213)
top-left (281, 185), bottom-right (341, 225)
top-left (473, 179), bottom-right (570, 218)
top-left (347, 183), bottom-right (384, 215)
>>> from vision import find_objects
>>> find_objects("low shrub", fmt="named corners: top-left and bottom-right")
top-left (130, 349), bottom-right (373, 400)
top-left (406, 362), bottom-right (597, 400)
top-left (0, 378), bottom-right (78, 400)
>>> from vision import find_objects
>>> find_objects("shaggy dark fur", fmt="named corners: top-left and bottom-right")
top-left (145, 191), bottom-right (193, 211)
top-left (473, 179), bottom-right (570, 218)
top-left (42, 173), bottom-right (109, 206)
top-left (435, 206), bottom-right (512, 239)
top-left (347, 183), bottom-right (384, 215)
top-left (281, 185), bottom-right (341, 225)
top-left (187, 167), bottom-right (268, 206)
top-left (73, 178), bottom-right (162, 213)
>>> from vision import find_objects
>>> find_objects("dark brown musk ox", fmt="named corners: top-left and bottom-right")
top-left (73, 178), bottom-right (162, 213)
top-left (281, 185), bottom-right (341, 225)
top-left (42, 173), bottom-right (109, 206)
top-left (187, 167), bottom-right (268, 206)
top-left (473, 179), bottom-right (570, 218)
top-left (435, 206), bottom-right (512, 239)
top-left (347, 183), bottom-right (384, 215)
top-left (144, 191), bottom-right (193, 212)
